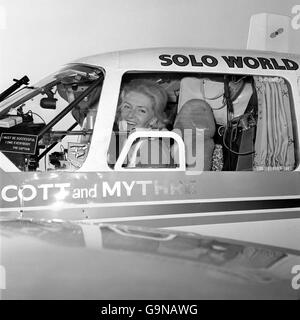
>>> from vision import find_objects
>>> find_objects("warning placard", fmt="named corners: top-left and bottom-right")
top-left (0, 133), bottom-right (38, 155)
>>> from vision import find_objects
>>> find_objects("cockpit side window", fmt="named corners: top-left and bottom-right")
top-left (107, 74), bottom-right (183, 170)
top-left (0, 65), bottom-right (104, 172)
top-left (108, 72), bottom-right (297, 172)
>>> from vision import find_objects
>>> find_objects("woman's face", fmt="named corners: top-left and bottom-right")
top-left (119, 91), bottom-right (155, 131)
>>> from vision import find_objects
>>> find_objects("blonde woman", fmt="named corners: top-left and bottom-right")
top-left (115, 79), bottom-right (171, 168)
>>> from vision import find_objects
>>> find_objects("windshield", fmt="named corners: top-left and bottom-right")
top-left (0, 64), bottom-right (104, 172)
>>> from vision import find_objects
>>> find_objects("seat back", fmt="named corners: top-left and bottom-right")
top-left (173, 99), bottom-right (215, 170)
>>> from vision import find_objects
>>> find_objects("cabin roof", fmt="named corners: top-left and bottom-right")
top-left (71, 46), bottom-right (300, 70)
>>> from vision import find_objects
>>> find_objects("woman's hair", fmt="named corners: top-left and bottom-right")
top-left (117, 79), bottom-right (169, 129)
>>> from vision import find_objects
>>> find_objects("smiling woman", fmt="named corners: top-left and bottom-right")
top-left (112, 79), bottom-right (172, 168)
top-left (117, 79), bottom-right (168, 131)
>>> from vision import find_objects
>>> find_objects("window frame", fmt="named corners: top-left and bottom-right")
top-left (107, 70), bottom-right (298, 173)
top-left (114, 130), bottom-right (186, 172)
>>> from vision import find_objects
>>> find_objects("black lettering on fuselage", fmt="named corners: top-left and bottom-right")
top-left (159, 54), bottom-right (219, 68)
top-left (282, 58), bottom-right (299, 70)
top-left (221, 56), bottom-right (243, 68)
top-left (202, 55), bottom-right (218, 67)
top-left (257, 57), bottom-right (274, 69)
top-left (172, 54), bottom-right (190, 66)
top-left (270, 58), bottom-right (286, 70)
top-left (222, 56), bottom-right (299, 71)
top-left (159, 54), bottom-right (172, 66)
top-left (243, 57), bottom-right (260, 69)
top-left (189, 55), bottom-right (203, 66)
top-left (159, 54), bottom-right (299, 71)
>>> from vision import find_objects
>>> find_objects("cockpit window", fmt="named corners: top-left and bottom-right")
top-left (108, 72), bottom-right (297, 172)
top-left (0, 64), bottom-right (104, 171)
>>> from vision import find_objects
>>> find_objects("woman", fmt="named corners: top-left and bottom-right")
top-left (114, 79), bottom-right (171, 168)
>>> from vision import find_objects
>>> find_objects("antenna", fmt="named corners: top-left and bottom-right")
top-left (247, 13), bottom-right (290, 52)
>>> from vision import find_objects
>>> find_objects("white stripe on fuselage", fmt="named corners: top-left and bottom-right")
top-left (75, 206), bottom-right (300, 224)
top-left (0, 194), bottom-right (300, 213)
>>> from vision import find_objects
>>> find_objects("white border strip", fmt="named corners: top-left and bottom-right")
top-left (1, 194), bottom-right (300, 212)
top-left (75, 207), bottom-right (300, 224)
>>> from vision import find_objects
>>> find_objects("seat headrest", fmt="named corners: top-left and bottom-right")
top-left (174, 99), bottom-right (216, 138)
